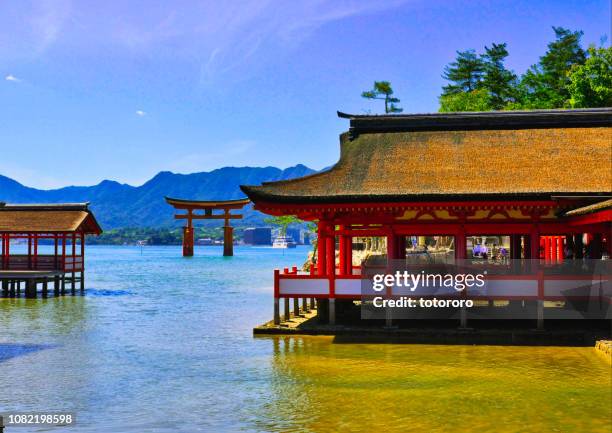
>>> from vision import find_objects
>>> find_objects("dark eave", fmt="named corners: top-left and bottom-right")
top-left (240, 187), bottom-right (610, 206)
top-left (564, 199), bottom-right (612, 217)
top-left (0, 202), bottom-right (91, 211)
top-left (337, 108), bottom-right (612, 138)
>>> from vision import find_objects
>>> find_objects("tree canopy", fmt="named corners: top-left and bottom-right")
top-left (264, 215), bottom-right (302, 236)
top-left (567, 45), bottom-right (612, 108)
top-left (441, 50), bottom-right (484, 94)
top-left (438, 27), bottom-right (609, 112)
top-left (362, 81), bottom-right (403, 113)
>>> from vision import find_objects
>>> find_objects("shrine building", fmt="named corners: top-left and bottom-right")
top-left (241, 108), bottom-right (612, 326)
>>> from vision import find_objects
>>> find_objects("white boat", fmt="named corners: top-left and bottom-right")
top-left (272, 235), bottom-right (297, 248)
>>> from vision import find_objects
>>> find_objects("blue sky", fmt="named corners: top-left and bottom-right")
top-left (0, 0), bottom-right (609, 189)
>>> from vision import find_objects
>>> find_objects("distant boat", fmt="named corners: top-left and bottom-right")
top-left (272, 235), bottom-right (297, 249)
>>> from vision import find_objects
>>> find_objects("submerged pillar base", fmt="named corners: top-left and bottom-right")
top-left (329, 298), bottom-right (336, 325)
top-left (273, 297), bottom-right (280, 325)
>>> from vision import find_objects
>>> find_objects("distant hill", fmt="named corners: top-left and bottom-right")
top-left (0, 165), bottom-right (316, 229)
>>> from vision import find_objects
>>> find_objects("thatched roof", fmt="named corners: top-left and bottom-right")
top-left (565, 199), bottom-right (612, 216)
top-left (241, 109), bottom-right (612, 204)
top-left (0, 203), bottom-right (102, 234)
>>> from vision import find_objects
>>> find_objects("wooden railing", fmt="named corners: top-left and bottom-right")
top-left (273, 264), bottom-right (611, 303)
top-left (0, 254), bottom-right (84, 272)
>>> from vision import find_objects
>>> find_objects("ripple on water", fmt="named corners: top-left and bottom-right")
top-left (86, 288), bottom-right (133, 297)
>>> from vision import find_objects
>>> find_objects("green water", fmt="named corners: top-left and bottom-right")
top-left (0, 246), bottom-right (610, 432)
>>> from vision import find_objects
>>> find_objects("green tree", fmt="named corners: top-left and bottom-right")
top-left (481, 43), bottom-right (517, 109)
top-left (441, 50), bottom-right (485, 95)
top-left (518, 27), bottom-right (586, 108)
top-left (361, 81), bottom-right (403, 113)
top-left (567, 45), bottom-right (612, 108)
top-left (439, 89), bottom-right (490, 112)
top-left (264, 215), bottom-right (302, 236)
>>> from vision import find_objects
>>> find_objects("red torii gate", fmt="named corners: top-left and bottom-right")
top-left (165, 197), bottom-right (250, 256)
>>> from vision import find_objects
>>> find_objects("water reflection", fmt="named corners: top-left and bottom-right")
top-left (0, 296), bottom-right (88, 335)
top-left (0, 246), bottom-right (609, 433)
top-left (259, 335), bottom-right (612, 433)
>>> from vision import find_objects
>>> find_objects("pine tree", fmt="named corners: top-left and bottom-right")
top-left (361, 81), bottom-right (403, 113)
top-left (480, 43), bottom-right (517, 109)
top-left (518, 27), bottom-right (586, 108)
top-left (441, 50), bottom-right (485, 95)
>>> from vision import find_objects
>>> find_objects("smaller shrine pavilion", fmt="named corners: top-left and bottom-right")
top-left (242, 108), bottom-right (612, 327)
top-left (0, 202), bottom-right (102, 297)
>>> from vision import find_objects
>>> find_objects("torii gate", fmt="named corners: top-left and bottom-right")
top-left (165, 197), bottom-right (250, 256)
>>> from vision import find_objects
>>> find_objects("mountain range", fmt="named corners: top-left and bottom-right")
top-left (0, 165), bottom-right (316, 229)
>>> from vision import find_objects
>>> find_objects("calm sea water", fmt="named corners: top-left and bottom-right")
top-left (0, 246), bottom-right (610, 433)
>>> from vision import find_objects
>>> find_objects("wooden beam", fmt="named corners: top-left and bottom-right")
top-left (174, 214), bottom-right (242, 220)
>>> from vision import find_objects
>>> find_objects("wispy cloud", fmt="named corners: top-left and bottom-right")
top-left (190, 0), bottom-right (411, 84)
top-left (0, 1), bottom-right (409, 81)
top-left (135, 110), bottom-right (146, 117)
top-left (0, 0), bottom-right (72, 58)
top-left (5, 74), bottom-right (21, 82)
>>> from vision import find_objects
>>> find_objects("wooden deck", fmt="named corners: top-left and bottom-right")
top-left (0, 269), bottom-right (83, 298)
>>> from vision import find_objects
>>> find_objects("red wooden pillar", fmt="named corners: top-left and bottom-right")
top-left (544, 236), bottom-right (551, 262)
top-left (387, 229), bottom-right (397, 263)
top-left (223, 210), bottom-right (234, 257)
top-left (323, 221), bottom-right (336, 323)
top-left (183, 226), bottom-right (194, 256)
top-left (33, 234), bottom-right (38, 269)
top-left (54, 235), bottom-right (59, 269)
top-left (5, 234), bottom-right (10, 269)
top-left (182, 209), bottom-right (194, 257)
top-left (72, 233), bottom-right (76, 266)
top-left (27, 234), bottom-right (32, 269)
top-left (325, 231), bottom-right (335, 278)
top-left (338, 231), bottom-right (353, 275)
top-left (338, 225), bottom-right (347, 276)
top-left (455, 226), bottom-right (466, 260)
top-left (344, 235), bottom-right (353, 274)
top-left (80, 233), bottom-right (85, 270)
top-left (317, 220), bottom-right (330, 276)
top-left (62, 234), bottom-right (66, 270)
